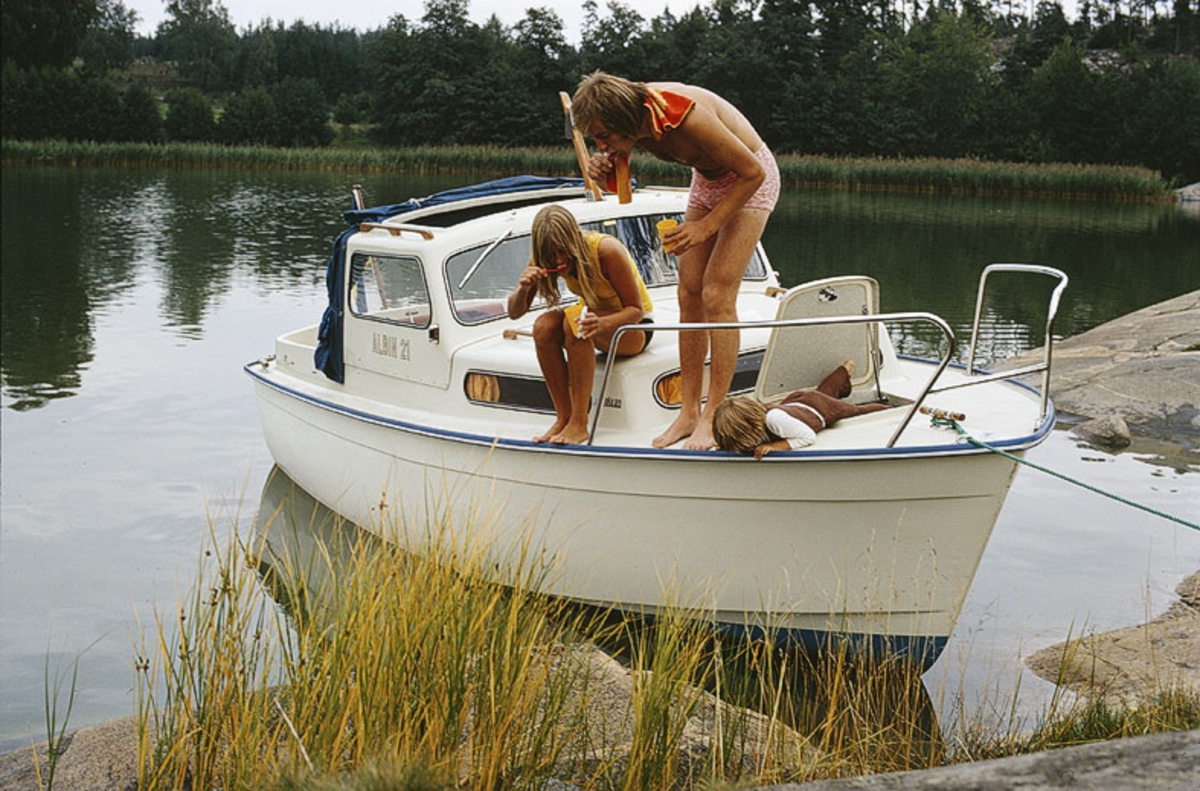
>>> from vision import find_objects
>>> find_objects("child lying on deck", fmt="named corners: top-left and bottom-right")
top-left (712, 361), bottom-right (892, 459)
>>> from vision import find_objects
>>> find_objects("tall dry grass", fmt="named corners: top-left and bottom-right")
top-left (127, 491), bottom-right (1199, 791)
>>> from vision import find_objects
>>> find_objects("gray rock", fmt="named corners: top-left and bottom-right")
top-left (1070, 415), bottom-right (1132, 448)
top-left (1000, 290), bottom-right (1200, 434)
top-left (761, 729), bottom-right (1199, 789)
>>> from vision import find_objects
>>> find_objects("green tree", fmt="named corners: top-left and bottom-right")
top-left (893, 9), bottom-right (994, 157)
top-left (333, 91), bottom-right (374, 124)
top-left (270, 77), bottom-right (333, 147)
top-left (503, 7), bottom-right (575, 146)
top-left (237, 24), bottom-right (278, 87)
top-left (372, 0), bottom-right (499, 145)
top-left (0, 64), bottom-right (119, 140)
top-left (163, 86), bottom-right (216, 141)
top-left (756, 0), bottom-right (819, 146)
top-left (1119, 56), bottom-right (1200, 181)
top-left (1028, 36), bottom-right (1112, 163)
top-left (1, 0), bottom-right (98, 68)
top-left (115, 81), bottom-right (162, 142)
top-left (80, 0), bottom-right (138, 73)
top-left (157, 0), bottom-right (237, 89)
top-left (580, 1), bottom-right (648, 76)
top-left (219, 85), bottom-right (277, 144)
top-left (813, 0), bottom-right (873, 69)
top-left (1011, 1), bottom-right (1076, 77)
top-left (270, 21), bottom-right (368, 102)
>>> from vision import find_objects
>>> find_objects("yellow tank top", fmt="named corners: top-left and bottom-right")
top-left (561, 231), bottom-right (653, 314)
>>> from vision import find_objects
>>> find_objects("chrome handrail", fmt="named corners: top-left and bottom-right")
top-left (961, 263), bottom-right (1069, 422)
top-left (589, 311), bottom-right (956, 448)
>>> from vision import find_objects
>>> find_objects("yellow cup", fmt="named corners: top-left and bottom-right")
top-left (656, 218), bottom-right (678, 252)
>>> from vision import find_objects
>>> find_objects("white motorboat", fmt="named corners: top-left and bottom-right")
top-left (246, 175), bottom-right (1067, 668)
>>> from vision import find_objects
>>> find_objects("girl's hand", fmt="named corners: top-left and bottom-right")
top-left (578, 310), bottom-right (602, 339)
top-left (754, 440), bottom-right (788, 460)
top-left (517, 264), bottom-right (543, 289)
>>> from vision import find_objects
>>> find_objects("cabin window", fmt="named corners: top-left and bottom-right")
top-left (653, 349), bottom-right (765, 407)
top-left (444, 212), bottom-right (770, 326)
top-left (348, 253), bottom-right (431, 328)
top-left (581, 215), bottom-right (770, 285)
top-left (464, 371), bottom-right (555, 412)
top-left (580, 215), bottom-right (678, 286)
top-left (445, 235), bottom-right (545, 325)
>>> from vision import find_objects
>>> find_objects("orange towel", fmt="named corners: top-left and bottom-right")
top-left (644, 88), bottom-right (696, 139)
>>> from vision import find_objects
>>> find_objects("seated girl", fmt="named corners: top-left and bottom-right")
top-left (507, 204), bottom-right (654, 444)
top-left (712, 361), bottom-right (891, 458)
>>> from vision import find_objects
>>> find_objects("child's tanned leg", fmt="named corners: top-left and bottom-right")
top-left (532, 311), bottom-right (571, 442)
top-left (550, 329), bottom-right (595, 445)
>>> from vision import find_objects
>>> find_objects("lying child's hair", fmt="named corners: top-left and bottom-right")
top-left (712, 396), bottom-right (768, 453)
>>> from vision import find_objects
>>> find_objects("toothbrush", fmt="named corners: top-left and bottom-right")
top-left (577, 306), bottom-right (588, 338)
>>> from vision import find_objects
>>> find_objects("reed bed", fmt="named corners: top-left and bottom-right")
top-left (127, 495), bottom-right (1199, 791)
top-left (2, 138), bottom-right (1174, 201)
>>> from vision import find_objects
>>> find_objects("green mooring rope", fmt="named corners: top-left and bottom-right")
top-left (930, 417), bottom-right (1200, 532)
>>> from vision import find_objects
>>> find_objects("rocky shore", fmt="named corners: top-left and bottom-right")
top-left (4, 292), bottom-right (1197, 790)
top-left (999, 290), bottom-right (1200, 706)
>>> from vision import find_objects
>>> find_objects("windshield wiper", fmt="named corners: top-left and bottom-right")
top-left (457, 229), bottom-right (514, 290)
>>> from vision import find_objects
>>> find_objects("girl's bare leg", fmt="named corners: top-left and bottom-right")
top-left (532, 311), bottom-right (570, 442)
top-left (550, 327), bottom-right (597, 445)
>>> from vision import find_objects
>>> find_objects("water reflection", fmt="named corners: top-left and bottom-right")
top-left (252, 466), bottom-right (944, 768)
top-left (0, 167), bottom-right (348, 409)
top-left (764, 190), bottom-right (1199, 365)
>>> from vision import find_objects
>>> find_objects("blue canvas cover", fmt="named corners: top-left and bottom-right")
top-left (314, 176), bottom-right (586, 382)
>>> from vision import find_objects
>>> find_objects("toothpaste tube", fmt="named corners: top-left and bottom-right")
top-left (577, 306), bottom-right (588, 338)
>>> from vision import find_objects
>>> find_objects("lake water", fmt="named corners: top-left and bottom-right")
top-left (1, 166), bottom-right (1197, 750)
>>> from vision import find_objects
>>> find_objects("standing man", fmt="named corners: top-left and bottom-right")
top-left (572, 71), bottom-right (780, 449)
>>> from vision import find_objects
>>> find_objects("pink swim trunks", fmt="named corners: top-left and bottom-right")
top-left (687, 145), bottom-right (780, 213)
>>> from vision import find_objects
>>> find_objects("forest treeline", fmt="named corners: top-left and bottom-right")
top-left (3, 0), bottom-right (1198, 183)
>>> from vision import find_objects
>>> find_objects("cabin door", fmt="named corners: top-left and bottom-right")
top-left (341, 252), bottom-right (451, 388)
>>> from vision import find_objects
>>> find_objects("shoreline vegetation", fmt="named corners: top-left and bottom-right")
top-left (6, 504), bottom-right (1197, 791)
top-left (1, 138), bottom-right (1177, 202)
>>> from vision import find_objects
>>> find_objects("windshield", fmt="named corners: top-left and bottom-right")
top-left (444, 212), bottom-right (768, 325)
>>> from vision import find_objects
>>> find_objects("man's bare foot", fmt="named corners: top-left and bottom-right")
top-left (652, 415), bottom-right (697, 448)
top-left (843, 359), bottom-right (855, 376)
top-left (681, 421), bottom-right (717, 451)
top-left (549, 422), bottom-right (591, 445)
top-left (534, 419), bottom-right (568, 443)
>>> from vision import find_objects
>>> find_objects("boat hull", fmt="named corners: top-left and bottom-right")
top-left (251, 366), bottom-right (1025, 669)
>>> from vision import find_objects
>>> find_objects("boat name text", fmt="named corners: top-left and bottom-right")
top-left (372, 332), bottom-right (411, 361)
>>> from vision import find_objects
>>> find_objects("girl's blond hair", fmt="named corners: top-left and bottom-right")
top-left (530, 204), bottom-right (602, 308)
top-left (712, 396), bottom-right (769, 453)
top-left (572, 71), bottom-right (647, 138)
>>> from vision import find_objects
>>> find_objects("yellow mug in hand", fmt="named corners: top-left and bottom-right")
top-left (656, 219), bottom-right (678, 252)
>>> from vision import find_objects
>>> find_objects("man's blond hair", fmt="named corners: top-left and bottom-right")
top-left (712, 396), bottom-right (768, 453)
top-left (571, 71), bottom-right (646, 138)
